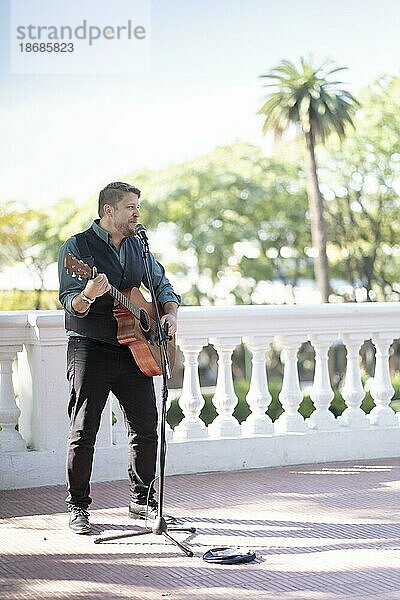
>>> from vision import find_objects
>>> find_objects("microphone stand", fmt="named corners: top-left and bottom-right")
top-left (94, 230), bottom-right (196, 556)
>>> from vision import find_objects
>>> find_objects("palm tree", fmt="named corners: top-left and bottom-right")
top-left (258, 58), bottom-right (359, 301)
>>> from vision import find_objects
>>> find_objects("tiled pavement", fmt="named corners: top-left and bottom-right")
top-left (2, 458), bottom-right (400, 600)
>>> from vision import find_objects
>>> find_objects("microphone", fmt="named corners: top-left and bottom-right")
top-left (134, 223), bottom-right (148, 242)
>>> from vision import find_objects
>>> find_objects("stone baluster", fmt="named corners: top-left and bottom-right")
top-left (208, 336), bottom-right (241, 438)
top-left (111, 393), bottom-right (127, 445)
top-left (241, 336), bottom-right (273, 435)
top-left (306, 335), bottom-right (338, 430)
top-left (174, 338), bottom-right (208, 441)
top-left (368, 334), bottom-right (397, 427)
top-left (338, 334), bottom-right (370, 428)
top-left (19, 313), bottom-right (70, 452)
top-left (274, 336), bottom-right (307, 433)
top-left (0, 346), bottom-right (27, 452)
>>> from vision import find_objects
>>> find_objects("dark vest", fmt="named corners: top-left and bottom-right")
top-left (65, 227), bottom-right (145, 345)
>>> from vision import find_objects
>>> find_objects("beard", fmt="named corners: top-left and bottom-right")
top-left (115, 219), bottom-right (137, 238)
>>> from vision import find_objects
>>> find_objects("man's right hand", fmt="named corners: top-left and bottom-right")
top-left (72, 273), bottom-right (111, 314)
top-left (84, 273), bottom-right (111, 300)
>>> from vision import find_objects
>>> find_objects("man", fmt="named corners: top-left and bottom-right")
top-left (58, 181), bottom-right (180, 534)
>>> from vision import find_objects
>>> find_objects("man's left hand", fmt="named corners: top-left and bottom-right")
top-left (160, 314), bottom-right (177, 336)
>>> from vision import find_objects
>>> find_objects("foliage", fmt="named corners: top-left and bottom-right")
top-left (258, 58), bottom-right (359, 142)
top-left (1, 76), bottom-right (400, 308)
top-left (127, 77), bottom-right (400, 304)
top-left (321, 77), bottom-right (400, 300)
top-left (127, 143), bottom-right (311, 305)
top-left (0, 199), bottom-right (79, 309)
top-left (0, 290), bottom-right (60, 310)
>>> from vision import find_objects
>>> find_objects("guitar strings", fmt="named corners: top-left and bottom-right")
top-left (112, 285), bottom-right (159, 334)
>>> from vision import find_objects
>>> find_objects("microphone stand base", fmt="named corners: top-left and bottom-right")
top-left (93, 518), bottom-right (196, 557)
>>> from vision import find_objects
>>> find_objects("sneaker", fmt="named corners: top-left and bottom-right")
top-left (128, 499), bottom-right (176, 523)
top-left (68, 506), bottom-right (91, 534)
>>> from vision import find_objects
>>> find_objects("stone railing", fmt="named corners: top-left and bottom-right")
top-left (1, 304), bottom-right (400, 490)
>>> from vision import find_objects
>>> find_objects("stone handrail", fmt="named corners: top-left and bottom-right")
top-left (1, 304), bottom-right (399, 489)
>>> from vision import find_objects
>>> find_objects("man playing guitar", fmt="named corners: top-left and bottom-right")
top-left (58, 181), bottom-right (180, 534)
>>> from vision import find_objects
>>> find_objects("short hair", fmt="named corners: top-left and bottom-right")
top-left (98, 181), bottom-right (141, 217)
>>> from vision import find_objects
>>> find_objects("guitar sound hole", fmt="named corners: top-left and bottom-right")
top-left (139, 309), bottom-right (150, 334)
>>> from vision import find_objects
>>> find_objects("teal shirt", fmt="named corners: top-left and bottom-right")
top-left (58, 220), bottom-right (181, 329)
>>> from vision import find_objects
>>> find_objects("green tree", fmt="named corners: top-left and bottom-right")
top-left (258, 58), bottom-right (359, 301)
top-left (126, 143), bottom-right (311, 305)
top-left (0, 199), bottom-right (78, 309)
top-left (0, 202), bottom-right (35, 268)
top-left (322, 77), bottom-right (400, 300)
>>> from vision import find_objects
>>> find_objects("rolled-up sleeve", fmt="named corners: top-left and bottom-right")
top-left (58, 238), bottom-right (89, 317)
top-left (143, 253), bottom-right (181, 307)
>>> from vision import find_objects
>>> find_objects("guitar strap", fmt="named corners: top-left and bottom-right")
top-left (75, 231), bottom-right (95, 268)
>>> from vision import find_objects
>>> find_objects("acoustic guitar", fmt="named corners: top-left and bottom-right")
top-left (64, 253), bottom-right (176, 377)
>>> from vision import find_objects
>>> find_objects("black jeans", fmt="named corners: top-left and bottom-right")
top-left (66, 337), bottom-right (158, 508)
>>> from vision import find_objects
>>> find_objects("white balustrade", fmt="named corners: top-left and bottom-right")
top-left (22, 313), bottom-right (70, 451)
top-left (173, 338), bottom-right (208, 441)
top-left (242, 336), bottom-right (273, 435)
top-left (0, 347), bottom-right (26, 452)
top-left (338, 334), bottom-right (370, 428)
top-left (208, 336), bottom-right (241, 438)
top-left (1, 303), bottom-right (400, 490)
top-left (0, 313), bottom-right (29, 455)
top-left (368, 334), bottom-right (397, 427)
top-left (274, 335), bottom-right (307, 433)
top-left (307, 335), bottom-right (338, 430)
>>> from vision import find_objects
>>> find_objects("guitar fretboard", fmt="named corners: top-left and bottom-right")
top-left (109, 285), bottom-right (140, 320)
top-left (109, 285), bottom-right (157, 332)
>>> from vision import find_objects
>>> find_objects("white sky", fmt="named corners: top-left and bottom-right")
top-left (1, 0), bottom-right (400, 208)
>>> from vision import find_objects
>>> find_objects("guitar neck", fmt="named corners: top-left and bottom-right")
top-left (108, 285), bottom-right (141, 320)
